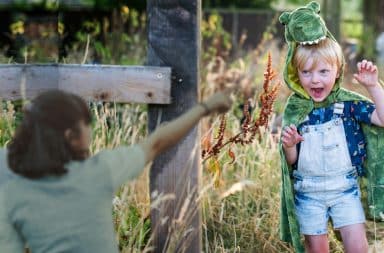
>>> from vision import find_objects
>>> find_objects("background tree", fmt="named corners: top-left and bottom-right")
top-left (202, 0), bottom-right (274, 9)
top-left (323, 0), bottom-right (341, 41)
top-left (361, 0), bottom-right (384, 59)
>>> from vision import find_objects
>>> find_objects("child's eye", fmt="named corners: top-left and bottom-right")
top-left (300, 70), bottom-right (310, 75)
top-left (320, 69), bottom-right (329, 74)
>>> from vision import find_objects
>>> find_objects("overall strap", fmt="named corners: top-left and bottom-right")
top-left (333, 102), bottom-right (344, 116)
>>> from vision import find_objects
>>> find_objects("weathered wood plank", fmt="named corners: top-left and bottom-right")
top-left (0, 64), bottom-right (171, 104)
top-left (148, 0), bottom-right (202, 252)
top-left (0, 64), bottom-right (58, 101)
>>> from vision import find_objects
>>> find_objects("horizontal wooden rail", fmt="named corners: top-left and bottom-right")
top-left (0, 64), bottom-right (171, 104)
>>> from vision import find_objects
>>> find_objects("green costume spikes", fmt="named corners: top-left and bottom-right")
top-left (280, 1), bottom-right (342, 101)
top-left (278, 2), bottom-right (384, 253)
top-left (279, 1), bottom-right (326, 45)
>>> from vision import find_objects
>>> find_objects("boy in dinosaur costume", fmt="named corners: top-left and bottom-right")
top-left (279, 2), bottom-right (384, 252)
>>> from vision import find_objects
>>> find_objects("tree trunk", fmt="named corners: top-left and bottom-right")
top-left (147, 0), bottom-right (202, 252)
top-left (362, 0), bottom-right (383, 59)
top-left (379, 0), bottom-right (384, 31)
top-left (322, 0), bottom-right (341, 41)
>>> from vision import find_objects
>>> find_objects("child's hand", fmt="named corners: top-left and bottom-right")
top-left (354, 59), bottom-right (379, 88)
top-left (281, 124), bottom-right (304, 148)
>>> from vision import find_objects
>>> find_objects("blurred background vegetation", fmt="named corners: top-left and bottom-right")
top-left (1, 0), bottom-right (384, 252)
top-left (0, 0), bottom-right (383, 65)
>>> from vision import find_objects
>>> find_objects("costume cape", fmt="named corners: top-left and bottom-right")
top-left (278, 2), bottom-right (384, 252)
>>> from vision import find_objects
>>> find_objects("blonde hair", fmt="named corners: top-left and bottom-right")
top-left (293, 38), bottom-right (344, 72)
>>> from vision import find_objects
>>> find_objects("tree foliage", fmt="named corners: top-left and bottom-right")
top-left (203, 0), bottom-right (274, 9)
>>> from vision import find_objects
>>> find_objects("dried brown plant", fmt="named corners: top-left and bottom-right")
top-left (202, 53), bottom-right (280, 163)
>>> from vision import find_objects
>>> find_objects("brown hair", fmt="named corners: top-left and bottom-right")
top-left (7, 90), bottom-right (92, 179)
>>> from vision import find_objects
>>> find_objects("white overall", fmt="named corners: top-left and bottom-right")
top-left (293, 103), bottom-right (358, 193)
top-left (292, 103), bottom-right (365, 235)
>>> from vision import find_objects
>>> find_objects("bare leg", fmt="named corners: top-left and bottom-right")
top-left (339, 223), bottom-right (368, 253)
top-left (304, 234), bottom-right (329, 253)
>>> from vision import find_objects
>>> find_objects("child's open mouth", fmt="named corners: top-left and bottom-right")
top-left (311, 88), bottom-right (324, 98)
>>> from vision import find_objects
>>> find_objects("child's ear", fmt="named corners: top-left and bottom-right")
top-left (64, 128), bottom-right (75, 142)
top-left (65, 128), bottom-right (81, 151)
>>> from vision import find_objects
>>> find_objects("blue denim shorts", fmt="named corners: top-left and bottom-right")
top-left (293, 172), bottom-right (366, 235)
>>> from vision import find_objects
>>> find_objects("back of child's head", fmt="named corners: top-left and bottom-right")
top-left (7, 90), bottom-right (92, 179)
top-left (293, 38), bottom-right (344, 72)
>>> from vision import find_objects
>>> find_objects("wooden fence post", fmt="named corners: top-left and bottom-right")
top-left (147, 0), bottom-right (202, 252)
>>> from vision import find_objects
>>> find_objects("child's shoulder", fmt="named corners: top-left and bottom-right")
top-left (336, 100), bottom-right (374, 110)
top-left (0, 148), bottom-right (6, 167)
top-left (330, 100), bottom-right (370, 111)
top-left (0, 148), bottom-right (15, 186)
top-left (337, 88), bottom-right (371, 102)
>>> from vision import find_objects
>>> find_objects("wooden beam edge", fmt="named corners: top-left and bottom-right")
top-left (0, 64), bottom-right (171, 104)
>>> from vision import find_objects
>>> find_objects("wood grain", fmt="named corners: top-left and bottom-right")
top-left (0, 64), bottom-right (171, 104)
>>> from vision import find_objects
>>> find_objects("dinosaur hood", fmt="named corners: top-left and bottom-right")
top-left (279, 1), bottom-right (344, 101)
top-left (278, 4), bottom-right (384, 253)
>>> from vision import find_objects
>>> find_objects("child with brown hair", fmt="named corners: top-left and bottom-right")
top-left (0, 89), bottom-right (232, 252)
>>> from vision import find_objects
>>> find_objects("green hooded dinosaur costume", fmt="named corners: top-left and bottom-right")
top-left (278, 2), bottom-right (384, 252)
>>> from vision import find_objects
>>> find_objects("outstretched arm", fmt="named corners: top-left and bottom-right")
top-left (354, 59), bottom-right (384, 126)
top-left (139, 91), bottom-right (232, 164)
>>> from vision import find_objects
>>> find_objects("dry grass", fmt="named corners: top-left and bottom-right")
top-left (108, 39), bottom-right (384, 252)
top-left (1, 13), bottom-right (384, 253)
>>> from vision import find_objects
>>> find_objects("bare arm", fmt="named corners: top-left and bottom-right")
top-left (283, 146), bottom-right (299, 165)
top-left (139, 91), bottom-right (232, 164)
top-left (367, 85), bottom-right (384, 127)
top-left (281, 124), bottom-right (304, 165)
top-left (354, 59), bottom-right (384, 126)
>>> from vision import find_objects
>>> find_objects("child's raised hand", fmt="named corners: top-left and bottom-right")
top-left (354, 59), bottom-right (379, 88)
top-left (203, 90), bottom-right (233, 115)
top-left (281, 124), bottom-right (304, 148)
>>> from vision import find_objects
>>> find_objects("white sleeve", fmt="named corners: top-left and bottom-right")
top-left (84, 145), bottom-right (146, 192)
top-left (0, 192), bottom-right (24, 253)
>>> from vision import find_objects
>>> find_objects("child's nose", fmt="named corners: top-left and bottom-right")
top-left (311, 73), bottom-right (320, 83)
